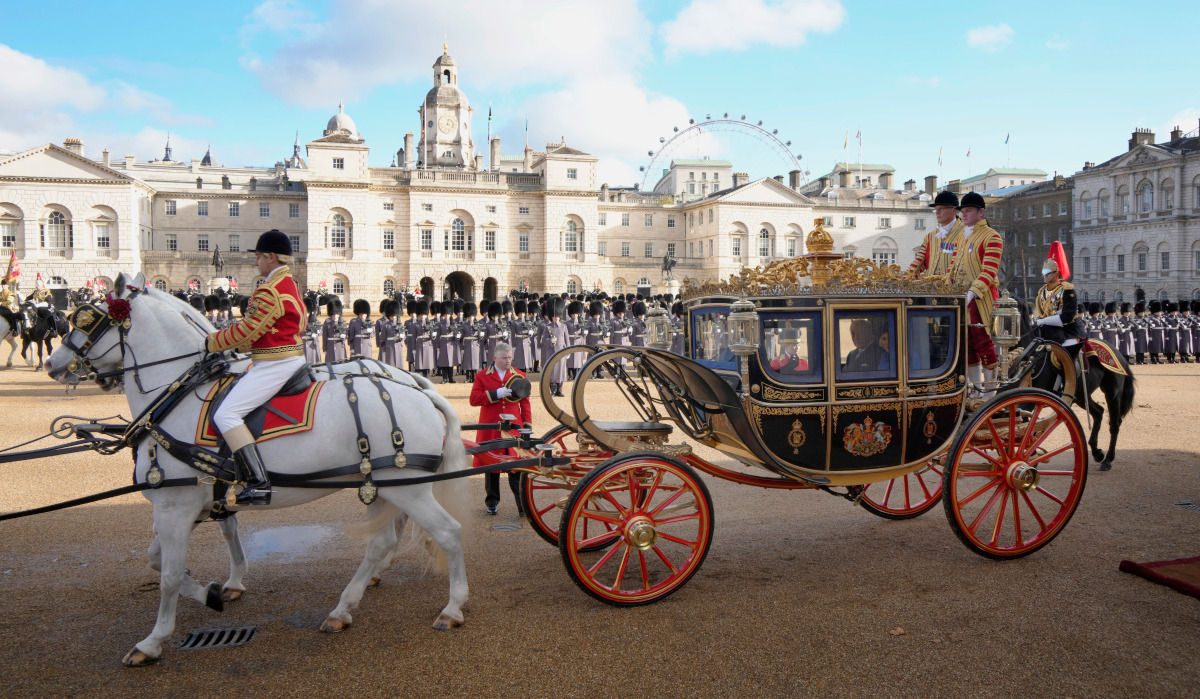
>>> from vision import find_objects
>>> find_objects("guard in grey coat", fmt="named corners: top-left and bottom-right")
top-left (537, 298), bottom-right (568, 396)
top-left (348, 299), bottom-right (375, 357)
top-left (321, 298), bottom-right (348, 363)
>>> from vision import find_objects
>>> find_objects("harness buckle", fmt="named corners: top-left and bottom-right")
top-left (357, 436), bottom-right (370, 454)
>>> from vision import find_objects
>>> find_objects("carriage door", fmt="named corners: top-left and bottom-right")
top-left (829, 305), bottom-right (902, 469)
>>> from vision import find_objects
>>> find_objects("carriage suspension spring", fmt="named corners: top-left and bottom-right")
top-left (820, 485), bottom-right (866, 505)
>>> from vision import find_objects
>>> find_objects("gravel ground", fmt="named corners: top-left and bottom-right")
top-left (1, 363), bottom-right (1198, 697)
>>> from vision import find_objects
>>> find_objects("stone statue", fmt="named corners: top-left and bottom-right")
top-left (661, 250), bottom-right (678, 282)
top-left (211, 245), bottom-right (224, 276)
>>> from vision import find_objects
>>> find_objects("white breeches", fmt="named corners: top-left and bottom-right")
top-left (213, 356), bottom-right (307, 434)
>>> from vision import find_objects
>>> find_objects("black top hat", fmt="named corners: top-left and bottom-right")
top-left (353, 299), bottom-right (371, 316)
top-left (779, 327), bottom-right (801, 342)
top-left (249, 229), bottom-right (292, 256)
top-left (508, 376), bottom-right (532, 400)
top-left (958, 192), bottom-right (986, 210)
top-left (928, 191), bottom-right (959, 208)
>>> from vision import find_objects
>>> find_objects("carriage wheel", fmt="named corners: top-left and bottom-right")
top-left (519, 424), bottom-right (616, 549)
top-left (859, 459), bottom-right (944, 519)
top-left (943, 388), bottom-right (1087, 559)
top-left (559, 452), bottom-right (713, 606)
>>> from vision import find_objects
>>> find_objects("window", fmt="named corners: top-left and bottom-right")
top-left (757, 312), bottom-right (822, 385)
top-left (485, 230), bottom-right (495, 252)
top-left (732, 237), bottom-right (742, 257)
top-left (1195, 250), bottom-right (1200, 271)
top-left (0, 223), bottom-right (13, 248)
top-left (229, 202), bottom-right (239, 217)
top-left (787, 238), bottom-right (797, 257)
top-left (668, 243), bottom-right (676, 256)
top-left (1083, 257), bottom-right (1091, 274)
top-left (197, 234), bottom-right (209, 252)
top-left (165, 200), bottom-right (177, 216)
top-left (423, 203), bottom-right (433, 212)
top-left (1014, 208), bottom-right (1021, 220)
top-left (689, 213), bottom-right (694, 226)
top-left (879, 217), bottom-right (891, 229)
top-left (701, 172), bottom-right (707, 180)
top-left (221, 176), bottom-right (231, 190)
top-left (1059, 201), bottom-right (1068, 215)
top-left (567, 279), bottom-right (578, 294)
top-left (44, 211), bottom-right (68, 248)
top-left (689, 172), bottom-right (695, 180)
top-left (708, 240), bottom-right (714, 257)
top-left (519, 232), bottom-right (530, 253)
top-left (614, 280), bottom-right (623, 295)
top-left (519, 206), bottom-right (530, 215)
top-left (843, 217), bottom-right (856, 228)
top-left (420, 229), bottom-right (433, 251)
top-left (915, 218), bottom-right (926, 229)
top-left (1100, 256), bottom-right (1107, 273)
top-left (333, 280), bottom-right (344, 295)
top-left (228, 234), bottom-right (240, 252)
top-left (256, 202), bottom-right (268, 218)
top-left (1043, 203), bottom-right (1051, 217)
top-left (759, 228), bottom-right (771, 257)
top-left (872, 251), bottom-right (897, 266)
top-left (645, 242), bottom-right (653, 258)
top-left (333, 157), bottom-right (344, 170)
top-left (907, 309), bottom-right (956, 379)
top-left (1117, 254), bottom-right (1125, 272)
top-left (166, 234), bottom-right (177, 251)
top-left (153, 279), bottom-right (167, 291)
top-left (690, 307), bottom-right (738, 372)
top-left (450, 219), bottom-right (466, 251)
top-left (567, 168), bottom-right (577, 180)
top-left (667, 215), bottom-right (676, 228)
top-left (382, 229), bottom-right (394, 250)
top-left (197, 201), bottom-right (208, 217)
top-left (1140, 184), bottom-right (1153, 213)
top-left (598, 241), bottom-right (607, 256)
top-left (1138, 252), bottom-right (1147, 271)
top-left (1028, 205), bottom-right (1036, 218)
top-left (383, 202), bottom-right (394, 211)
top-left (1162, 251), bottom-right (1170, 270)
top-left (708, 209), bottom-right (714, 223)
top-left (330, 214), bottom-right (348, 248)
top-left (598, 213), bottom-right (607, 226)
top-left (621, 241), bottom-right (630, 257)
top-left (1118, 188), bottom-right (1130, 214)
top-left (689, 242), bottom-right (694, 257)
top-left (688, 183), bottom-right (695, 194)
top-left (289, 203), bottom-right (300, 219)
top-left (835, 310), bottom-right (897, 381)
top-left (1163, 184), bottom-right (1175, 210)
top-left (645, 214), bottom-right (653, 227)
top-left (196, 178), bottom-right (203, 189)
top-left (95, 224), bottom-right (110, 250)
top-left (1100, 197), bottom-right (1109, 217)
top-left (621, 213), bottom-right (630, 227)
top-left (563, 221), bottom-right (578, 253)
top-left (289, 235), bottom-right (300, 252)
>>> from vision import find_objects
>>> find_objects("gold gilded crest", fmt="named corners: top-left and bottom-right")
top-left (787, 419), bottom-right (806, 454)
top-left (842, 416), bottom-right (893, 457)
top-left (359, 480), bottom-right (377, 505)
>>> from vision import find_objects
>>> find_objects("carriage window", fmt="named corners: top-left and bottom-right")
top-left (834, 310), bottom-right (897, 381)
top-left (759, 313), bottom-right (822, 384)
top-left (690, 307), bottom-right (737, 371)
top-left (907, 309), bottom-right (956, 379)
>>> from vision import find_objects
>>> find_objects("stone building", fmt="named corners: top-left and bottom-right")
top-left (982, 175), bottom-right (1074, 300)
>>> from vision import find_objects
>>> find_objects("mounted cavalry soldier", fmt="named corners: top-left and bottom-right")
top-left (205, 230), bottom-right (306, 506)
top-left (1031, 242), bottom-right (1085, 356)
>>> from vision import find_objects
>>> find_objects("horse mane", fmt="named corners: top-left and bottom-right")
top-left (142, 287), bottom-right (216, 333)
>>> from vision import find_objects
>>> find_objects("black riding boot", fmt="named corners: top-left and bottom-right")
top-left (233, 443), bottom-right (272, 506)
top-left (552, 382), bottom-right (564, 397)
top-left (447, 367), bottom-right (457, 383)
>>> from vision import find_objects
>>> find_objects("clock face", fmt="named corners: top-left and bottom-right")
top-left (438, 115), bottom-right (457, 134)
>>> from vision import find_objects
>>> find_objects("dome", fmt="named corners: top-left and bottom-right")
top-left (433, 51), bottom-right (456, 68)
top-left (324, 102), bottom-right (359, 137)
top-left (425, 84), bottom-right (469, 109)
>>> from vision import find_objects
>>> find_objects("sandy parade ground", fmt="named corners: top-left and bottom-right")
top-left (1, 358), bottom-right (1199, 698)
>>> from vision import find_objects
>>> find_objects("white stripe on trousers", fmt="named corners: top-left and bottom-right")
top-left (213, 356), bottom-right (308, 434)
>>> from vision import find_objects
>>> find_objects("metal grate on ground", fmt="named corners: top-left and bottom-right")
top-left (178, 625), bottom-right (258, 651)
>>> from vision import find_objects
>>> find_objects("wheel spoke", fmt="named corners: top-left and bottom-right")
top-left (1019, 489), bottom-right (1050, 533)
top-left (916, 473), bottom-right (934, 499)
top-left (611, 544), bottom-right (633, 591)
top-left (967, 446), bottom-right (1007, 470)
top-left (656, 531), bottom-right (700, 548)
top-left (651, 544), bottom-right (679, 574)
top-left (989, 488), bottom-right (1010, 545)
top-left (654, 512), bottom-right (700, 526)
top-left (578, 530), bottom-right (621, 549)
top-left (637, 549), bottom-right (649, 591)
top-left (1026, 443), bottom-right (1074, 466)
top-left (1033, 485), bottom-right (1066, 506)
top-left (1006, 405), bottom-right (1018, 458)
top-left (986, 420), bottom-right (1009, 459)
top-left (1023, 415), bottom-right (1065, 456)
top-left (643, 466), bottom-right (665, 506)
top-left (882, 478), bottom-right (896, 506)
top-left (648, 481), bottom-right (689, 518)
top-left (1011, 491), bottom-right (1023, 544)
top-left (958, 477), bottom-right (1001, 507)
top-left (579, 508), bottom-right (623, 526)
top-left (1036, 470), bottom-right (1078, 477)
top-left (902, 475), bottom-right (912, 509)
top-left (1016, 403), bottom-right (1044, 456)
top-left (968, 483), bottom-right (1007, 534)
top-left (586, 539), bottom-right (625, 576)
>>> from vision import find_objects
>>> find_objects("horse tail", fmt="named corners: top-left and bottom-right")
top-left (1117, 352), bottom-right (1136, 419)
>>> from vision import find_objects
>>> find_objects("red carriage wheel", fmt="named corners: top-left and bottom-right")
top-left (943, 388), bottom-right (1087, 559)
top-left (858, 460), bottom-right (944, 519)
top-left (559, 452), bottom-right (714, 606)
top-left (519, 425), bottom-right (615, 548)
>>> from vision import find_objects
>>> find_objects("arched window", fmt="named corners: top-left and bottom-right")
top-left (330, 214), bottom-right (347, 248)
top-left (450, 218), bottom-right (466, 251)
top-left (566, 279), bottom-right (578, 294)
top-left (333, 279), bottom-right (345, 295)
top-left (383, 279), bottom-right (395, 295)
top-left (638, 277), bottom-right (649, 286)
top-left (759, 228), bottom-right (771, 257)
top-left (1158, 290), bottom-right (1169, 302)
top-left (1081, 290), bottom-right (1089, 303)
top-left (1098, 290), bottom-right (1105, 304)
top-left (1115, 290), bottom-right (1124, 303)
top-left (1117, 185), bottom-right (1130, 214)
top-left (49, 275), bottom-right (67, 285)
top-left (563, 220), bottom-right (578, 252)
top-left (43, 211), bottom-right (69, 248)
top-left (1140, 182), bottom-right (1153, 213)
top-left (153, 279), bottom-right (167, 291)
top-left (614, 280), bottom-right (624, 295)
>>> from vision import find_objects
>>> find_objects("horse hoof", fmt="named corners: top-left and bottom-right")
top-left (432, 613), bottom-right (462, 631)
top-left (1098, 462), bottom-right (1113, 472)
top-left (221, 587), bottom-right (244, 603)
top-left (204, 583), bottom-right (225, 612)
top-left (367, 576), bottom-right (381, 588)
top-left (1091, 450), bottom-right (1105, 463)
top-left (121, 648), bottom-right (159, 667)
top-left (319, 617), bottom-right (350, 633)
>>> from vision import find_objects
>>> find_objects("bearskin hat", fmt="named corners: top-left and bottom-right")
top-left (613, 299), bottom-right (627, 314)
top-left (502, 299), bottom-right (514, 314)
top-left (632, 301), bottom-right (647, 317)
top-left (1181, 299), bottom-right (1191, 312)
top-left (672, 301), bottom-right (684, 316)
top-left (663, 293), bottom-right (674, 303)
top-left (430, 300), bottom-right (443, 315)
top-left (567, 300), bottom-right (582, 316)
top-left (529, 292), bottom-right (539, 301)
top-left (528, 300), bottom-right (540, 318)
top-left (1192, 300), bottom-right (1200, 314)
top-left (1104, 302), bottom-right (1116, 314)
top-left (1087, 302), bottom-right (1101, 314)
top-left (550, 298), bottom-right (565, 318)
top-left (379, 299), bottom-right (390, 315)
top-left (204, 295), bottom-right (219, 312)
top-left (488, 301), bottom-right (502, 319)
top-left (1149, 300), bottom-right (1162, 313)
top-left (219, 297), bottom-right (231, 311)
top-left (453, 299), bottom-right (464, 314)
top-left (353, 299), bottom-right (371, 316)
top-left (464, 301), bottom-right (478, 318)
top-left (326, 298), bottom-right (343, 317)
top-left (1166, 301), bottom-right (1177, 313)
top-left (406, 299), bottom-right (417, 316)
top-left (1135, 302), bottom-right (1146, 313)
top-left (514, 299), bottom-right (527, 314)
top-left (588, 300), bottom-right (603, 317)
top-left (304, 296), bottom-right (317, 314)
top-left (189, 295), bottom-right (205, 312)
top-left (173, 291), bottom-right (188, 302)
top-left (416, 299), bottom-right (430, 315)
top-left (1120, 302), bottom-right (1131, 313)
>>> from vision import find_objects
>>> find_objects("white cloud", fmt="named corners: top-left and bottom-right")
top-left (240, 0), bottom-right (652, 108)
top-left (1045, 34), bottom-right (1070, 51)
top-left (966, 24), bottom-right (1014, 52)
top-left (660, 0), bottom-right (844, 59)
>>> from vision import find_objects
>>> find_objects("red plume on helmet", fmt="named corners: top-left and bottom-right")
top-left (1045, 241), bottom-right (1070, 280)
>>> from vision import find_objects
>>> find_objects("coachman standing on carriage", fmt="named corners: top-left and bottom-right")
top-left (205, 229), bottom-right (306, 505)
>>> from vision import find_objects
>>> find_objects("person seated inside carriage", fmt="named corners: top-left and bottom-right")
top-left (844, 318), bottom-right (890, 373)
top-left (769, 328), bottom-right (810, 374)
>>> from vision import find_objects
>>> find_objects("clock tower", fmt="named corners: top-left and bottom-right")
top-left (421, 47), bottom-right (474, 168)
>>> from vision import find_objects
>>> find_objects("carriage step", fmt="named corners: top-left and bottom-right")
top-left (178, 625), bottom-right (258, 651)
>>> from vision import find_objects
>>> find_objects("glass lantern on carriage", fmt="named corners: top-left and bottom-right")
top-left (646, 305), bottom-right (672, 350)
top-left (992, 291), bottom-right (1021, 374)
top-left (727, 296), bottom-right (760, 372)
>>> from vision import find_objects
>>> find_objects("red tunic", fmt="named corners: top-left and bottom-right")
top-left (468, 365), bottom-right (533, 467)
top-left (207, 267), bottom-right (306, 360)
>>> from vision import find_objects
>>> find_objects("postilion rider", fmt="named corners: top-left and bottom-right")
top-left (469, 342), bottom-right (532, 516)
top-left (1031, 241), bottom-right (1085, 356)
top-left (205, 229), bottom-right (306, 505)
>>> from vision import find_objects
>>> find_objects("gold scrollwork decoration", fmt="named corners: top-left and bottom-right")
top-left (761, 385), bottom-right (821, 401)
top-left (748, 403), bottom-right (827, 435)
top-left (905, 394), bottom-right (964, 422)
top-left (831, 401), bottom-right (902, 424)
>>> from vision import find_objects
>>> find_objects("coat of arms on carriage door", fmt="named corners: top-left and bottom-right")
top-left (843, 416), bottom-right (892, 457)
top-left (787, 419), bottom-right (806, 454)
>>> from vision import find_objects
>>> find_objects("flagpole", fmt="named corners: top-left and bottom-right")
top-left (420, 103), bottom-right (426, 170)
top-left (487, 102), bottom-right (492, 171)
top-left (857, 130), bottom-right (862, 187)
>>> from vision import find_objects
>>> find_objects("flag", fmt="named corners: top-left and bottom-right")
top-left (488, 103), bottom-right (492, 122)
top-left (2, 249), bottom-right (17, 284)
top-left (937, 147), bottom-right (943, 166)
top-left (966, 147), bottom-right (971, 157)
top-left (1004, 133), bottom-right (1010, 144)
top-left (843, 131), bottom-right (848, 149)
top-left (855, 129), bottom-right (861, 140)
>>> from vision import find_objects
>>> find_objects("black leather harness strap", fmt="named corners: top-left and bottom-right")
top-left (364, 373), bottom-right (408, 470)
top-left (342, 375), bottom-right (377, 504)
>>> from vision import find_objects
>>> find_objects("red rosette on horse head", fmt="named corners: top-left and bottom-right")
top-left (106, 295), bottom-right (132, 323)
top-left (1044, 241), bottom-right (1071, 280)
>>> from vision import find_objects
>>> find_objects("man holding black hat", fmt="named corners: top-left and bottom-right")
top-left (469, 342), bottom-right (532, 515)
top-left (909, 190), bottom-right (965, 277)
top-left (206, 229), bottom-right (305, 506)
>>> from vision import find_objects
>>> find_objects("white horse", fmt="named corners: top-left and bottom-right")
top-left (45, 273), bottom-right (471, 667)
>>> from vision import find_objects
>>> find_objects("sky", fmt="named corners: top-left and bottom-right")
top-left (1, 0), bottom-right (1196, 190)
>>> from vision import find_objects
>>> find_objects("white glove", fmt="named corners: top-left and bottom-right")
top-left (496, 387), bottom-right (513, 399)
top-left (965, 290), bottom-right (976, 305)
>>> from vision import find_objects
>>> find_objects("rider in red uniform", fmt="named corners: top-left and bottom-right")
top-left (469, 342), bottom-right (532, 515)
top-left (206, 230), bottom-right (306, 505)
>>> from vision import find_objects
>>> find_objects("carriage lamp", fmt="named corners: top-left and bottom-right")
top-left (992, 291), bottom-right (1020, 355)
top-left (727, 296), bottom-right (760, 357)
top-left (646, 305), bottom-right (672, 350)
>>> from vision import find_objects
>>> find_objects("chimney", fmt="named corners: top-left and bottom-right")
top-left (1083, 161), bottom-right (1094, 170)
top-left (732, 172), bottom-right (748, 188)
top-left (102, 149), bottom-right (110, 167)
top-left (818, 175), bottom-right (830, 190)
top-left (63, 138), bottom-right (83, 156)
top-left (1054, 174), bottom-right (1065, 188)
top-left (904, 179), bottom-right (916, 192)
top-left (788, 169), bottom-right (801, 190)
top-left (474, 153), bottom-right (483, 171)
top-left (489, 136), bottom-right (500, 172)
top-left (125, 154), bottom-right (136, 168)
top-left (773, 175), bottom-right (784, 184)
top-left (1170, 125), bottom-right (1183, 141)
top-left (600, 183), bottom-right (609, 202)
top-left (402, 131), bottom-right (414, 168)
top-left (838, 171), bottom-right (849, 188)
top-left (617, 191), bottom-right (625, 203)
top-left (879, 172), bottom-right (893, 189)
top-left (924, 175), bottom-right (938, 195)
top-left (523, 146), bottom-right (533, 172)
top-left (1128, 127), bottom-right (1155, 151)
top-left (947, 179), bottom-right (962, 194)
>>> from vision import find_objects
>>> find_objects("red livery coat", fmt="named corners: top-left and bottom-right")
top-left (468, 365), bottom-right (533, 467)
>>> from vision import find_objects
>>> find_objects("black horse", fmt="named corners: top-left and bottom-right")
top-left (1004, 298), bottom-right (1135, 471)
top-left (20, 303), bottom-right (66, 371)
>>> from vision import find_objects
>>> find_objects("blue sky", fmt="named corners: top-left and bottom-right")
top-left (2, 0), bottom-right (1195, 189)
